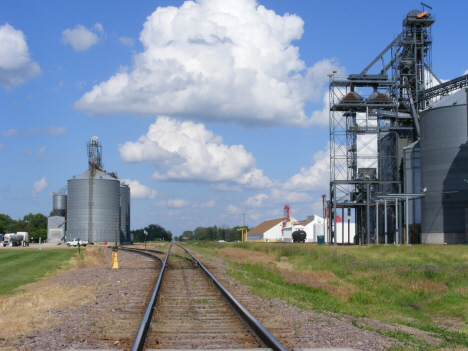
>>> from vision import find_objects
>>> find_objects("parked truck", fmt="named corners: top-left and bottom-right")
top-left (66, 238), bottom-right (88, 247)
top-left (1, 232), bottom-right (29, 247)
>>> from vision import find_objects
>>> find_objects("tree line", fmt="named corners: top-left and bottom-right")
top-left (176, 225), bottom-right (250, 242)
top-left (131, 224), bottom-right (173, 242)
top-left (0, 213), bottom-right (48, 242)
top-left (1, 214), bottom-right (249, 244)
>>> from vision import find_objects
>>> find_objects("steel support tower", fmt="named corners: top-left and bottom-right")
top-left (329, 9), bottom-right (435, 245)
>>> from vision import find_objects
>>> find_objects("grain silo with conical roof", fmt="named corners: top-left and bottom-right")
top-left (65, 137), bottom-right (130, 245)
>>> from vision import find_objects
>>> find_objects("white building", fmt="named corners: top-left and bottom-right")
top-left (324, 218), bottom-right (356, 244)
top-left (48, 216), bottom-right (66, 243)
top-left (247, 215), bottom-right (327, 243)
top-left (247, 212), bottom-right (357, 244)
top-left (282, 215), bottom-right (325, 242)
top-left (247, 216), bottom-right (297, 242)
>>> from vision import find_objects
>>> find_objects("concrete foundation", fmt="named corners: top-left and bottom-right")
top-left (421, 232), bottom-right (468, 244)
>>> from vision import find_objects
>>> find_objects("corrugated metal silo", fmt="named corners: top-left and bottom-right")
top-left (404, 141), bottom-right (421, 241)
top-left (67, 169), bottom-right (121, 243)
top-left (53, 193), bottom-right (67, 217)
top-left (420, 89), bottom-right (468, 244)
top-left (120, 183), bottom-right (130, 242)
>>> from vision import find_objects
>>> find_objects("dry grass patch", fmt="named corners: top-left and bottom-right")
top-left (218, 247), bottom-right (277, 265)
top-left (219, 247), bottom-right (355, 300)
top-left (406, 279), bottom-right (448, 293)
top-left (0, 282), bottom-right (102, 338)
top-left (35, 246), bottom-right (111, 282)
top-left (70, 246), bottom-right (111, 269)
top-left (281, 269), bottom-right (356, 300)
top-left (0, 247), bottom-right (111, 338)
top-left (456, 286), bottom-right (468, 296)
top-left (431, 315), bottom-right (468, 332)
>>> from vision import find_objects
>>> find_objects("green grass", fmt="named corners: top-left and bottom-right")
top-left (0, 248), bottom-right (78, 296)
top-left (185, 241), bottom-right (468, 349)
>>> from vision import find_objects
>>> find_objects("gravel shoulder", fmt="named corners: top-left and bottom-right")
top-left (0, 249), bottom-right (159, 351)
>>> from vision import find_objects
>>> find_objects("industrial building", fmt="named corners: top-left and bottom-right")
top-left (328, 6), bottom-right (468, 245)
top-left (47, 216), bottom-right (65, 242)
top-left (247, 218), bottom-right (286, 242)
top-left (283, 215), bottom-right (326, 243)
top-left (47, 137), bottom-right (131, 245)
top-left (247, 205), bottom-right (328, 243)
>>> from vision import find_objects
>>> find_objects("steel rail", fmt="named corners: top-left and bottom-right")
top-left (130, 242), bottom-right (172, 351)
top-left (145, 248), bottom-right (197, 265)
top-left (118, 247), bottom-right (164, 264)
top-left (120, 246), bottom-right (195, 264)
top-left (175, 243), bottom-right (289, 351)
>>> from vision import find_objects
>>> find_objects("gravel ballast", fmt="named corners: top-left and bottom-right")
top-left (0, 246), bottom-right (426, 350)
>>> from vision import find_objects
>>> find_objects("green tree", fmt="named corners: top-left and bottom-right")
top-left (0, 213), bottom-right (48, 236)
top-left (0, 214), bottom-right (15, 234)
top-left (181, 230), bottom-right (193, 240)
top-left (31, 229), bottom-right (47, 243)
top-left (23, 213), bottom-right (47, 233)
top-left (193, 226), bottom-right (209, 240)
top-left (192, 226), bottom-right (223, 241)
top-left (131, 224), bottom-right (172, 242)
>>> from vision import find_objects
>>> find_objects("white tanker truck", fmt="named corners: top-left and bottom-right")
top-left (1, 232), bottom-right (29, 247)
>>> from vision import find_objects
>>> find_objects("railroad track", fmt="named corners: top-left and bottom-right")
top-left (126, 243), bottom-right (288, 351)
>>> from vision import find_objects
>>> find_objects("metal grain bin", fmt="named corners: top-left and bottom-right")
top-left (120, 182), bottom-right (130, 242)
top-left (67, 169), bottom-right (121, 244)
top-left (403, 141), bottom-right (421, 241)
top-left (420, 89), bottom-right (468, 244)
top-left (52, 193), bottom-right (67, 217)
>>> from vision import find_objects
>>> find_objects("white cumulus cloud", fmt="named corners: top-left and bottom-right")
top-left (2, 126), bottom-right (66, 137)
top-left (36, 145), bottom-right (46, 162)
top-left (2, 129), bottom-right (20, 137)
top-left (119, 116), bottom-right (273, 189)
top-left (119, 36), bottom-right (134, 46)
top-left (200, 199), bottom-right (216, 208)
top-left (270, 188), bottom-right (312, 203)
top-left (245, 193), bottom-right (269, 207)
top-left (44, 126), bottom-right (67, 135)
top-left (283, 143), bottom-right (330, 192)
top-left (121, 179), bottom-right (157, 199)
top-left (227, 204), bottom-right (239, 214)
top-left (158, 198), bottom-right (191, 208)
top-left (32, 177), bottom-right (47, 197)
top-left (74, 0), bottom-right (341, 127)
top-left (0, 23), bottom-right (40, 89)
top-left (249, 212), bottom-right (261, 222)
top-left (61, 23), bottom-right (104, 52)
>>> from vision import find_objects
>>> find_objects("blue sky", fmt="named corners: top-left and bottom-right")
top-left (1, 0), bottom-right (467, 236)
